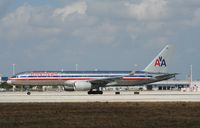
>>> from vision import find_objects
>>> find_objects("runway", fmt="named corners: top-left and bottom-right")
top-left (1, 91), bottom-right (200, 102)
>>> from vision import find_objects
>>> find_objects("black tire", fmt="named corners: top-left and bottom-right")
top-left (115, 92), bottom-right (120, 95)
top-left (134, 91), bottom-right (140, 94)
top-left (27, 92), bottom-right (31, 95)
top-left (88, 91), bottom-right (103, 95)
top-left (99, 91), bottom-right (103, 94)
top-left (88, 91), bottom-right (92, 94)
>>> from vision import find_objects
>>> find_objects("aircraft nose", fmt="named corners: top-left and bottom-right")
top-left (7, 80), bottom-right (12, 85)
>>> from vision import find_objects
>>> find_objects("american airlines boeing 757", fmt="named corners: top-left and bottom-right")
top-left (7, 45), bottom-right (176, 94)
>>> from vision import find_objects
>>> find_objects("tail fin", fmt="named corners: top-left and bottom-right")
top-left (143, 45), bottom-right (172, 73)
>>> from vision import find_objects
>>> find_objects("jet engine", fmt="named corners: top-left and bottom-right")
top-left (74, 81), bottom-right (92, 91)
top-left (64, 80), bottom-right (76, 91)
top-left (63, 86), bottom-right (74, 91)
top-left (64, 80), bottom-right (92, 91)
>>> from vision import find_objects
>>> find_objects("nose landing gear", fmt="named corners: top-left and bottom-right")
top-left (27, 91), bottom-right (31, 95)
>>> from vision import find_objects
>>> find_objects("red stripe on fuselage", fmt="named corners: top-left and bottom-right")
top-left (9, 77), bottom-right (150, 81)
top-left (9, 78), bottom-right (95, 81)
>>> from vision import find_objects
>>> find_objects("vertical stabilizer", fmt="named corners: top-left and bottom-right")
top-left (143, 45), bottom-right (172, 73)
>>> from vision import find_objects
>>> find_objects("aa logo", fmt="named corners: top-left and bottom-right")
top-left (154, 56), bottom-right (167, 67)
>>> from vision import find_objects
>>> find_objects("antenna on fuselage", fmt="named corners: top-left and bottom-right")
top-left (12, 64), bottom-right (16, 75)
top-left (76, 64), bottom-right (79, 71)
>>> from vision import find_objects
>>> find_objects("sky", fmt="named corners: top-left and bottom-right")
top-left (0, 0), bottom-right (200, 80)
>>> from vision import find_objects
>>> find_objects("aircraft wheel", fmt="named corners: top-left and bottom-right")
top-left (99, 91), bottom-right (103, 94)
top-left (88, 90), bottom-right (103, 95)
top-left (27, 92), bottom-right (31, 95)
top-left (115, 92), bottom-right (120, 95)
top-left (88, 90), bottom-right (92, 95)
top-left (134, 91), bottom-right (140, 95)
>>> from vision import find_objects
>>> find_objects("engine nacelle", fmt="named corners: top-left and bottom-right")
top-left (64, 80), bottom-right (76, 91)
top-left (74, 81), bottom-right (92, 91)
top-left (63, 86), bottom-right (74, 91)
top-left (64, 80), bottom-right (92, 91)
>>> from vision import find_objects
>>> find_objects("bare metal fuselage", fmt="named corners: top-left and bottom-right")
top-left (8, 71), bottom-right (175, 87)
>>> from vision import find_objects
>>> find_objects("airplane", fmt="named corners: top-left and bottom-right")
top-left (7, 45), bottom-right (177, 95)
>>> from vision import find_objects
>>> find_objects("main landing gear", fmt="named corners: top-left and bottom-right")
top-left (88, 90), bottom-right (103, 95)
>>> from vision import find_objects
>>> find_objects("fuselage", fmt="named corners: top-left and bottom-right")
top-left (8, 70), bottom-right (160, 86)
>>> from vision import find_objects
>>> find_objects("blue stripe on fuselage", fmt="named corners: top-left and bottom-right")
top-left (13, 71), bottom-right (154, 78)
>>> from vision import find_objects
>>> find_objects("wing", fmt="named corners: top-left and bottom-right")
top-left (90, 76), bottom-right (123, 86)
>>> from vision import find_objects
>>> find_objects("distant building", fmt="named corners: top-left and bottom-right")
top-left (146, 80), bottom-right (195, 91)
top-left (0, 75), bottom-right (8, 83)
top-left (105, 80), bottom-right (200, 91)
top-left (1, 77), bottom-right (8, 82)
